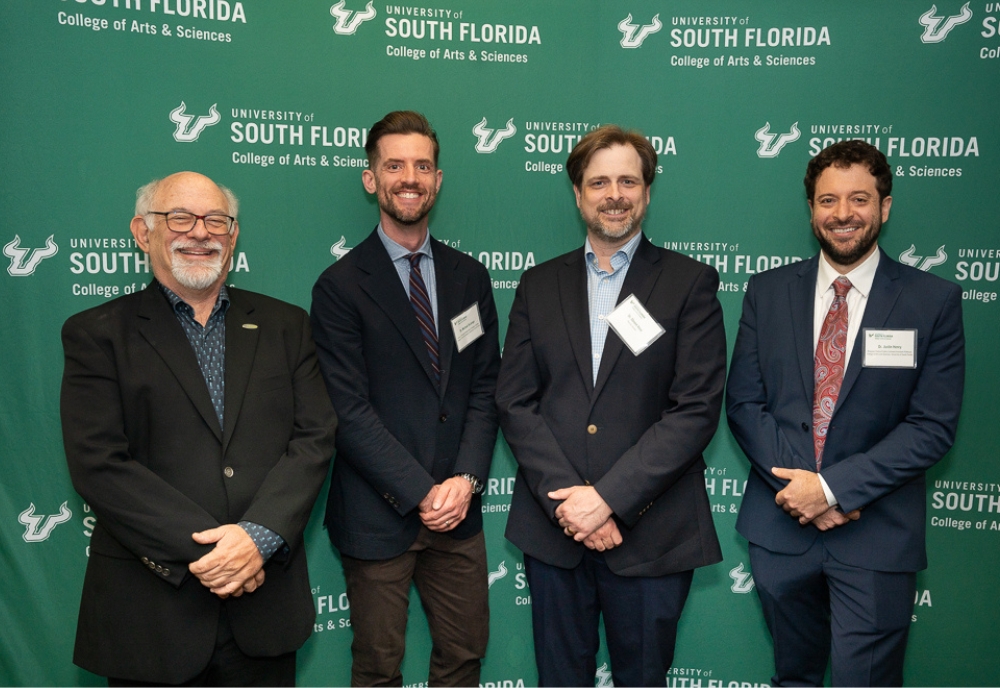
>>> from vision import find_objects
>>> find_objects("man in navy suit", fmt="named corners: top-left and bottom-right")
top-left (727, 140), bottom-right (965, 686)
top-left (310, 111), bottom-right (500, 686)
top-left (497, 125), bottom-right (725, 686)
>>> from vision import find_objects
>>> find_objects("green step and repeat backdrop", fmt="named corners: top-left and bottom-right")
top-left (2, 1), bottom-right (998, 685)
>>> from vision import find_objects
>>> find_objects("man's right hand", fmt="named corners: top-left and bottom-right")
top-left (811, 507), bottom-right (861, 531)
top-left (582, 519), bottom-right (623, 552)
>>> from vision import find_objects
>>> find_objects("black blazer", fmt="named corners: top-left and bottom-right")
top-left (311, 229), bottom-right (501, 560)
top-left (497, 237), bottom-right (725, 576)
top-left (61, 283), bottom-right (337, 683)
top-left (727, 250), bottom-right (965, 572)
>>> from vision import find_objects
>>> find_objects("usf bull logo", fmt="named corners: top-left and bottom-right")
top-left (487, 560), bottom-right (508, 588)
top-left (19, 502), bottom-right (73, 542)
top-left (618, 13), bottom-right (662, 48)
top-left (330, 0), bottom-right (377, 35)
top-left (4, 234), bottom-right (58, 276)
top-left (755, 121), bottom-right (801, 158)
top-left (918, 2), bottom-right (972, 43)
top-left (169, 102), bottom-right (221, 142)
top-left (473, 117), bottom-right (517, 154)
top-left (330, 236), bottom-right (353, 261)
top-left (899, 244), bottom-right (948, 271)
top-left (729, 562), bottom-right (755, 593)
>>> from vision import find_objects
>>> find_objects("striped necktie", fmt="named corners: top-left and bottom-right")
top-left (407, 253), bottom-right (440, 381)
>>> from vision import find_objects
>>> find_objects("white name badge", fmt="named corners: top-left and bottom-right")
top-left (606, 294), bottom-right (665, 356)
top-left (863, 329), bottom-right (917, 368)
top-left (451, 302), bottom-right (485, 353)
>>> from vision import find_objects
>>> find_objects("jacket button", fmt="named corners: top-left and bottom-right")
top-left (801, 422), bottom-right (809, 432)
top-left (141, 557), bottom-right (149, 565)
top-left (224, 467), bottom-right (234, 478)
top-left (163, 568), bottom-right (170, 577)
top-left (440, 414), bottom-right (448, 423)
top-left (587, 424), bottom-right (598, 435)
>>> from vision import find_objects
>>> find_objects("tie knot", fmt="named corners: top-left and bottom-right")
top-left (407, 253), bottom-right (422, 270)
top-left (833, 276), bottom-right (852, 298)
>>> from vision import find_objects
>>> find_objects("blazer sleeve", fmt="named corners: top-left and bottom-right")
top-left (496, 276), bottom-right (588, 520)
top-left (238, 311), bottom-right (337, 552)
top-left (821, 282), bottom-right (965, 511)
top-left (726, 275), bottom-right (813, 494)
top-left (595, 265), bottom-right (728, 526)
top-left (61, 315), bottom-right (220, 588)
top-left (310, 270), bottom-right (436, 516)
top-left (450, 268), bottom-right (502, 482)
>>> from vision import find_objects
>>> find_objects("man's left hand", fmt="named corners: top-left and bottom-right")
top-left (772, 467), bottom-right (830, 524)
top-left (189, 524), bottom-right (264, 597)
top-left (419, 476), bottom-right (473, 532)
top-left (549, 485), bottom-right (613, 541)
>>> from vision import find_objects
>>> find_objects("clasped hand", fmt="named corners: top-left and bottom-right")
top-left (548, 485), bottom-right (622, 551)
top-left (419, 476), bottom-right (473, 532)
top-left (189, 524), bottom-right (265, 599)
top-left (772, 467), bottom-right (860, 531)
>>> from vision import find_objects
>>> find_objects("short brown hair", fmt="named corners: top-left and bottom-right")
top-left (365, 110), bottom-right (440, 167)
top-left (804, 139), bottom-right (892, 201)
top-left (566, 125), bottom-right (657, 189)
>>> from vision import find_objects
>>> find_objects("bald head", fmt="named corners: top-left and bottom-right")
top-left (136, 172), bottom-right (239, 229)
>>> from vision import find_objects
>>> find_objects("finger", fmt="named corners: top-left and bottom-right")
top-left (191, 527), bottom-right (224, 545)
top-left (548, 488), bottom-right (573, 500)
top-left (771, 467), bottom-right (793, 479)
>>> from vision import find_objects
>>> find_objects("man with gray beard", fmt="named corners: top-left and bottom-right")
top-left (61, 171), bottom-right (336, 686)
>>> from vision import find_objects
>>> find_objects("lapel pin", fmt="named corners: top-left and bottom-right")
top-left (242, 324), bottom-right (258, 330)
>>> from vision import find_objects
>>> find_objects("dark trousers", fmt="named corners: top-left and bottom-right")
top-left (524, 551), bottom-right (693, 687)
top-left (749, 540), bottom-right (916, 687)
top-left (107, 606), bottom-right (295, 687)
top-left (341, 528), bottom-right (489, 687)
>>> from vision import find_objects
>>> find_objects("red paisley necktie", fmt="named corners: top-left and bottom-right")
top-left (813, 276), bottom-right (852, 470)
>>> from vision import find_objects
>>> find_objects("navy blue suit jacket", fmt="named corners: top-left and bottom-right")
top-left (311, 229), bottom-right (501, 560)
top-left (727, 249), bottom-right (964, 572)
top-left (498, 237), bottom-right (724, 576)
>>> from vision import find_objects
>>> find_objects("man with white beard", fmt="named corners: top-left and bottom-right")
top-left (60, 171), bottom-right (336, 686)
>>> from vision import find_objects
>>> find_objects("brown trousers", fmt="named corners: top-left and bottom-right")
top-left (341, 528), bottom-right (489, 687)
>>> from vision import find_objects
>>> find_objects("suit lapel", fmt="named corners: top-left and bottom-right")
top-left (836, 251), bottom-right (902, 411)
top-left (355, 229), bottom-right (441, 388)
top-left (593, 238), bottom-right (661, 400)
top-left (223, 289), bottom-right (259, 451)
top-left (791, 257), bottom-right (819, 404)
top-left (557, 249), bottom-right (593, 397)
top-left (136, 282), bottom-right (222, 441)
top-left (432, 240), bottom-right (466, 399)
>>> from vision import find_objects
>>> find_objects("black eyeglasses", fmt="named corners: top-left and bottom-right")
top-left (147, 211), bottom-right (235, 235)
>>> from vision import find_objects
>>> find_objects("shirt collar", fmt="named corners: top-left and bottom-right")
top-left (817, 246), bottom-right (880, 299)
top-left (377, 223), bottom-right (433, 263)
top-left (585, 232), bottom-right (643, 273)
top-left (159, 282), bottom-right (230, 318)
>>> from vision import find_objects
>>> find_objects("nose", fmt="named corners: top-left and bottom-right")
top-left (836, 197), bottom-right (858, 219)
top-left (188, 216), bottom-right (212, 239)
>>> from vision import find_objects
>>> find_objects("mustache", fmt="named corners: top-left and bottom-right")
top-left (171, 239), bottom-right (225, 253)
top-left (598, 201), bottom-right (633, 212)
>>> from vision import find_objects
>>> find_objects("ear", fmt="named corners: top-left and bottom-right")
top-left (573, 185), bottom-right (582, 210)
top-left (228, 221), bottom-right (239, 250)
top-left (130, 215), bottom-right (151, 252)
top-left (434, 168), bottom-right (443, 192)
top-left (362, 168), bottom-right (377, 194)
top-left (880, 195), bottom-right (892, 223)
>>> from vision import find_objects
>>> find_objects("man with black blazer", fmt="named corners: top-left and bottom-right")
top-left (310, 111), bottom-right (501, 687)
top-left (726, 140), bottom-right (965, 686)
top-left (496, 125), bottom-right (726, 686)
top-left (61, 171), bottom-right (337, 686)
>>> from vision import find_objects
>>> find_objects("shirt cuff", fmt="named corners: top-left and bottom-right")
top-left (238, 521), bottom-right (286, 562)
top-left (817, 474), bottom-right (838, 508)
